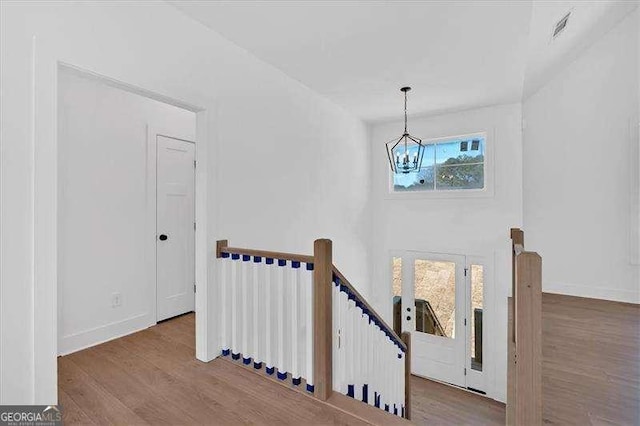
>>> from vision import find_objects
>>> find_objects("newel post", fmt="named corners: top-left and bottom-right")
top-left (401, 331), bottom-right (412, 420)
top-left (313, 239), bottom-right (333, 400)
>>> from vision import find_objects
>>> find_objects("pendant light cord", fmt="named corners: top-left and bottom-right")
top-left (404, 90), bottom-right (408, 134)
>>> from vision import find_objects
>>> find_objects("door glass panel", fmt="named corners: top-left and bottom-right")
top-left (470, 264), bottom-right (484, 371)
top-left (414, 259), bottom-right (456, 338)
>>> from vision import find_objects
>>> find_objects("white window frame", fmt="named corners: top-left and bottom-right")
top-left (386, 130), bottom-right (494, 199)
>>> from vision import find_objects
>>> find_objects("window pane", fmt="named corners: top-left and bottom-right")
top-left (435, 138), bottom-right (484, 190)
top-left (392, 144), bottom-right (435, 191)
top-left (392, 257), bottom-right (402, 335)
top-left (470, 265), bottom-right (484, 371)
top-left (392, 257), bottom-right (402, 297)
top-left (414, 259), bottom-right (455, 338)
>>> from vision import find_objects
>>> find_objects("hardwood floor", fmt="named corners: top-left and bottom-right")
top-left (541, 293), bottom-right (639, 425)
top-left (410, 376), bottom-right (505, 425)
top-left (59, 293), bottom-right (640, 425)
top-left (59, 314), bottom-right (369, 425)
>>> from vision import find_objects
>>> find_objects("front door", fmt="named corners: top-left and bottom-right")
top-left (156, 135), bottom-right (195, 322)
top-left (401, 252), bottom-right (467, 387)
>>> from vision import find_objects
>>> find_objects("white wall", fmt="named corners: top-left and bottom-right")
top-left (523, 10), bottom-right (640, 303)
top-left (57, 68), bottom-right (196, 355)
top-left (0, 1), bottom-right (370, 404)
top-left (369, 103), bottom-right (524, 402)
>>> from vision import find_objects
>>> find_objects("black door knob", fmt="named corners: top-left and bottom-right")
top-left (406, 316), bottom-right (411, 321)
top-left (159, 234), bottom-right (168, 241)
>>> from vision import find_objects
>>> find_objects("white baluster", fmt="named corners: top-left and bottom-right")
top-left (265, 259), bottom-right (273, 373)
top-left (219, 258), bottom-right (228, 352)
top-left (290, 263), bottom-right (300, 383)
top-left (241, 257), bottom-right (250, 361)
top-left (276, 260), bottom-right (286, 378)
top-left (231, 256), bottom-right (239, 356)
top-left (334, 288), bottom-right (341, 393)
top-left (252, 258), bottom-right (262, 366)
top-left (305, 265), bottom-right (314, 390)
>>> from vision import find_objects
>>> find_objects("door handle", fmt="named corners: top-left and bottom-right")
top-left (159, 234), bottom-right (168, 241)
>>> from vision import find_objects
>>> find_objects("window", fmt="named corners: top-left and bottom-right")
top-left (391, 134), bottom-right (486, 193)
top-left (470, 264), bottom-right (484, 371)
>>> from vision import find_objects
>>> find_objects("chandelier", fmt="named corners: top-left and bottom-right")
top-left (385, 87), bottom-right (425, 174)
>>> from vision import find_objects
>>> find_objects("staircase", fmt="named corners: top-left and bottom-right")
top-left (215, 238), bottom-right (412, 421)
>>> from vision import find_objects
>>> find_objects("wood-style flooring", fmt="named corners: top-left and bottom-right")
top-left (541, 293), bottom-right (639, 425)
top-left (59, 293), bottom-right (639, 425)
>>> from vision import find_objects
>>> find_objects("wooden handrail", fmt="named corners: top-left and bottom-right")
top-left (216, 240), bottom-right (314, 263)
top-left (333, 266), bottom-right (407, 353)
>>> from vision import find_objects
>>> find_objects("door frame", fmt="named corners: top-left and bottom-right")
top-left (147, 130), bottom-right (196, 324)
top-left (33, 55), bottom-right (216, 403)
top-left (389, 248), bottom-right (495, 395)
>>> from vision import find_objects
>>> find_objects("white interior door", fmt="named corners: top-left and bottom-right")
top-left (156, 135), bottom-right (195, 322)
top-left (402, 251), bottom-right (467, 387)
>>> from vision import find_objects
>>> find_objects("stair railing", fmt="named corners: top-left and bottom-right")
top-left (215, 239), bottom-right (411, 420)
top-left (507, 228), bottom-right (542, 425)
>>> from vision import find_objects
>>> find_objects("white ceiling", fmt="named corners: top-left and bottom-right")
top-left (169, 0), bottom-right (637, 122)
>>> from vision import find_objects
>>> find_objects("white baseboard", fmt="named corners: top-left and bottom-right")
top-left (544, 281), bottom-right (640, 304)
top-left (59, 313), bottom-right (154, 356)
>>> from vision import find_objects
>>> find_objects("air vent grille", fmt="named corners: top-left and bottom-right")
top-left (552, 12), bottom-right (571, 39)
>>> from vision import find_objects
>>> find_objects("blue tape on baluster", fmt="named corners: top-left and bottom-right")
top-left (292, 377), bottom-right (301, 386)
top-left (266, 257), bottom-right (274, 264)
top-left (254, 256), bottom-right (262, 263)
top-left (292, 261), bottom-right (300, 269)
top-left (362, 384), bottom-right (368, 403)
top-left (232, 353), bottom-right (240, 360)
top-left (231, 254), bottom-right (240, 260)
top-left (221, 252), bottom-right (230, 258)
top-left (278, 259), bottom-right (286, 267)
top-left (347, 384), bottom-right (354, 398)
top-left (266, 366), bottom-right (275, 375)
top-left (242, 255), bottom-right (250, 262)
top-left (402, 406), bottom-right (405, 418)
top-left (253, 361), bottom-right (262, 369)
top-left (374, 393), bottom-right (380, 408)
top-left (222, 349), bottom-right (230, 356)
top-left (385, 404), bottom-right (389, 412)
top-left (332, 274), bottom-right (339, 284)
top-left (277, 371), bottom-right (287, 380)
top-left (306, 263), bottom-right (314, 271)
top-left (242, 357), bottom-right (251, 365)
top-left (306, 384), bottom-right (314, 393)
top-left (348, 292), bottom-right (355, 301)
top-left (397, 353), bottom-right (402, 359)
top-left (340, 284), bottom-right (348, 293)
top-left (363, 308), bottom-right (369, 316)
top-left (394, 405), bottom-right (398, 415)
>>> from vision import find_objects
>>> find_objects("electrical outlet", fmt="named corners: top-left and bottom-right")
top-left (112, 292), bottom-right (122, 308)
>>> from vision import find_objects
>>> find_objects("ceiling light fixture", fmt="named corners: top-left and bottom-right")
top-left (385, 87), bottom-right (425, 174)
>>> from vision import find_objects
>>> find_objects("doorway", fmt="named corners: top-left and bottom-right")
top-left (392, 251), bottom-right (487, 392)
top-left (57, 67), bottom-right (198, 356)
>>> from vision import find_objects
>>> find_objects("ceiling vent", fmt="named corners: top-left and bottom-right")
top-left (552, 12), bottom-right (571, 40)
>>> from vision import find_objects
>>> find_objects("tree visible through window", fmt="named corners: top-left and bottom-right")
top-left (392, 135), bottom-right (485, 192)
